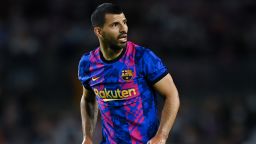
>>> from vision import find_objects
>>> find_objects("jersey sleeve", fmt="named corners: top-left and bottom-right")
top-left (78, 53), bottom-right (91, 89)
top-left (142, 49), bottom-right (168, 85)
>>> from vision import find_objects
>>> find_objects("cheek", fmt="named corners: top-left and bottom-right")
top-left (103, 29), bottom-right (119, 39)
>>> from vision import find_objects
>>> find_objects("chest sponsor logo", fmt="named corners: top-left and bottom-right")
top-left (93, 88), bottom-right (136, 99)
top-left (121, 69), bottom-right (133, 81)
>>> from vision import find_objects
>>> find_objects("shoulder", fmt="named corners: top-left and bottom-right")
top-left (132, 42), bottom-right (149, 57)
top-left (79, 52), bottom-right (90, 62)
top-left (79, 48), bottom-right (99, 65)
top-left (133, 43), bottom-right (158, 60)
top-left (78, 50), bottom-right (94, 71)
top-left (78, 52), bottom-right (91, 70)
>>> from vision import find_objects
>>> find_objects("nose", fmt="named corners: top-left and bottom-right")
top-left (119, 23), bottom-right (128, 33)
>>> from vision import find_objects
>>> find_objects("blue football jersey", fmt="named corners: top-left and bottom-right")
top-left (78, 41), bottom-right (168, 144)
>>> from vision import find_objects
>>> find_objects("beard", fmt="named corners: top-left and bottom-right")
top-left (102, 32), bottom-right (127, 51)
top-left (108, 41), bottom-right (125, 51)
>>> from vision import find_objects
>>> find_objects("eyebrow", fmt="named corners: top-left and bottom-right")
top-left (109, 18), bottom-right (127, 25)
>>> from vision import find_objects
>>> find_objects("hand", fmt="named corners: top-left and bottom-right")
top-left (147, 134), bottom-right (167, 144)
top-left (82, 137), bottom-right (93, 144)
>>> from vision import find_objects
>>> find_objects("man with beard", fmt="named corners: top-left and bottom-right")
top-left (78, 3), bottom-right (180, 144)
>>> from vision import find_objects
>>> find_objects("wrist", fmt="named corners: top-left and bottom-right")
top-left (156, 131), bottom-right (168, 140)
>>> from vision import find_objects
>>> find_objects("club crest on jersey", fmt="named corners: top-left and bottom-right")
top-left (121, 69), bottom-right (133, 81)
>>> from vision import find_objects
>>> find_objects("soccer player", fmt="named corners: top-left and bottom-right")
top-left (78, 3), bottom-right (180, 144)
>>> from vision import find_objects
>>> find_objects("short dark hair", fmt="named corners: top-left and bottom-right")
top-left (91, 3), bottom-right (123, 27)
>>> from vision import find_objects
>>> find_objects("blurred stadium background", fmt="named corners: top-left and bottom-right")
top-left (0, 0), bottom-right (256, 143)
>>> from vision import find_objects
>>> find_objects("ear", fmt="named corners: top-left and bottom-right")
top-left (94, 27), bottom-right (103, 38)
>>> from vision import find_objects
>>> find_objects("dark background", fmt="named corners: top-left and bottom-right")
top-left (0, 0), bottom-right (256, 143)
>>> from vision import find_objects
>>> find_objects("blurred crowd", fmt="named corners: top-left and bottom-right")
top-left (0, 0), bottom-right (256, 143)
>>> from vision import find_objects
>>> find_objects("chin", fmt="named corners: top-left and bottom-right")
top-left (108, 40), bottom-right (127, 50)
top-left (118, 41), bottom-right (127, 48)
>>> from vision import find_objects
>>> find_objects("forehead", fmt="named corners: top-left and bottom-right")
top-left (104, 13), bottom-right (126, 24)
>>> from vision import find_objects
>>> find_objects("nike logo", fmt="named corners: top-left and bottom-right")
top-left (92, 76), bottom-right (100, 81)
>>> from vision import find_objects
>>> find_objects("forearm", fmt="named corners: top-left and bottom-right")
top-left (80, 97), bottom-right (98, 139)
top-left (156, 93), bottom-right (180, 139)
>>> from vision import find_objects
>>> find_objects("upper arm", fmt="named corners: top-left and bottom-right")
top-left (78, 53), bottom-right (91, 89)
top-left (139, 48), bottom-right (168, 85)
top-left (80, 86), bottom-right (97, 120)
top-left (153, 74), bottom-right (179, 99)
top-left (139, 48), bottom-right (178, 98)
top-left (81, 86), bottom-right (96, 103)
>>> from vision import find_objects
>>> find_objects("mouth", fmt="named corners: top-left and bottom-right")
top-left (118, 34), bottom-right (128, 42)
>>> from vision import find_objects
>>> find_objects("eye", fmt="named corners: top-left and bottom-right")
top-left (112, 22), bottom-right (118, 27)
top-left (123, 20), bottom-right (127, 25)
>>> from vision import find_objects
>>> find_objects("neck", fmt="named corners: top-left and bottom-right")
top-left (99, 40), bottom-right (124, 61)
